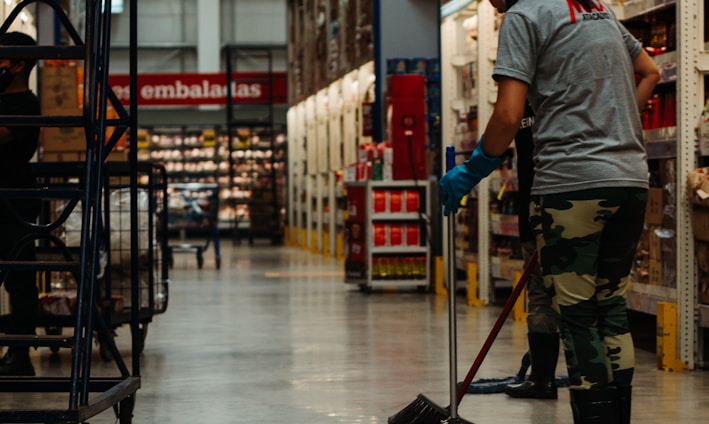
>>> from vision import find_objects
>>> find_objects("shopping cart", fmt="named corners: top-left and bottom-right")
top-left (166, 182), bottom-right (221, 269)
top-left (24, 161), bottom-right (169, 359)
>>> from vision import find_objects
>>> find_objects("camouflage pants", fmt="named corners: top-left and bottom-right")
top-left (521, 240), bottom-right (558, 334)
top-left (529, 187), bottom-right (647, 389)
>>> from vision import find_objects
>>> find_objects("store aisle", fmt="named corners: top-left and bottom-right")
top-left (4, 242), bottom-right (709, 423)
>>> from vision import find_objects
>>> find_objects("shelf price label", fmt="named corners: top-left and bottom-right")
top-left (136, 129), bottom-right (149, 149)
top-left (203, 129), bottom-right (216, 147)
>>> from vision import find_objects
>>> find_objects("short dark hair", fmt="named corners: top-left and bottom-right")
top-left (0, 31), bottom-right (38, 75)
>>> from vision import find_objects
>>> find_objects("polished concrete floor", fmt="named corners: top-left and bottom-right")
top-left (3, 241), bottom-right (709, 423)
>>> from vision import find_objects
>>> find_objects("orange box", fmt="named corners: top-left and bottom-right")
top-left (373, 224), bottom-right (387, 246)
top-left (389, 190), bottom-right (403, 213)
top-left (405, 190), bottom-right (420, 212)
top-left (389, 224), bottom-right (403, 246)
top-left (406, 224), bottom-right (420, 246)
top-left (373, 190), bottom-right (386, 213)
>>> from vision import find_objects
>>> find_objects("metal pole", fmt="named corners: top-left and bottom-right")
top-left (445, 146), bottom-right (459, 418)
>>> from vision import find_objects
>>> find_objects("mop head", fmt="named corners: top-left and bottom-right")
top-left (388, 394), bottom-right (474, 424)
top-left (460, 375), bottom-right (570, 394)
top-left (457, 351), bottom-right (568, 394)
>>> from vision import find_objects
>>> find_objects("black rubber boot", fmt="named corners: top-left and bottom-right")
top-left (570, 387), bottom-right (619, 424)
top-left (616, 385), bottom-right (632, 424)
top-left (505, 332), bottom-right (559, 399)
top-left (0, 347), bottom-right (35, 376)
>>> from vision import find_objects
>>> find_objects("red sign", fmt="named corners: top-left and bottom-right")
top-left (107, 72), bottom-right (287, 107)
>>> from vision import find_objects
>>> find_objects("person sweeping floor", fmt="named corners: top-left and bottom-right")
top-left (438, 0), bottom-right (661, 422)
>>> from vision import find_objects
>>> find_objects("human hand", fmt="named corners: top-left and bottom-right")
top-left (439, 165), bottom-right (479, 216)
top-left (439, 137), bottom-right (504, 216)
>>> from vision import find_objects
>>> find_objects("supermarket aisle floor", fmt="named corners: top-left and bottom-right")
top-left (4, 241), bottom-right (709, 423)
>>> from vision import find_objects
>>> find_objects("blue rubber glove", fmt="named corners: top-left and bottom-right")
top-left (439, 137), bottom-right (504, 216)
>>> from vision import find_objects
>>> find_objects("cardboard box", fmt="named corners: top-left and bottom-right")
top-left (647, 225), bottom-right (662, 260)
top-left (700, 276), bottom-right (709, 305)
top-left (645, 187), bottom-right (664, 225)
top-left (40, 65), bottom-right (84, 152)
top-left (40, 65), bottom-right (79, 113)
top-left (693, 207), bottom-right (709, 242)
top-left (40, 150), bottom-right (83, 162)
top-left (42, 126), bottom-right (86, 152)
top-left (648, 258), bottom-right (663, 286)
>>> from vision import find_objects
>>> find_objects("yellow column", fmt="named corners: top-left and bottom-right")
top-left (466, 262), bottom-right (485, 307)
top-left (323, 231), bottom-right (331, 257)
top-left (300, 228), bottom-right (308, 250)
top-left (656, 302), bottom-right (688, 372)
top-left (311, 230), bottom-right (318, 254)
top-left (434, 256), bottom-right (447, 295)
top-left (335, 233), bottom-right (344, 261)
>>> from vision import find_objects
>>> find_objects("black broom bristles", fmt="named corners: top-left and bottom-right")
top-left (388, 394), bottom-right (448, 424)
top-left (388, 394), bottom-right (473, 424)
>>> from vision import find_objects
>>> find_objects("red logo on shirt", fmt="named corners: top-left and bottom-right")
top-left (566, 0), bottom-right (607, 24)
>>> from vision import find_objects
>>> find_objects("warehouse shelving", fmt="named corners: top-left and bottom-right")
top-left (224, 45), bottom-right (287, 245)
top-left (343, 180), bottom-right (431, 292)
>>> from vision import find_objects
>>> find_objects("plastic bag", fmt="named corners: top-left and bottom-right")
top-left (109, 188), bottom-right (149, 263)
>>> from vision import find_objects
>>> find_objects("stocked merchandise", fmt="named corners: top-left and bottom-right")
top-left (226, 125), bottom-right (287, 244)
top-left (225, 45), bottom-right (287, 244)
top-left (136, 124), bottom-right (287, 245)
top-left (138, 129), bottom-right (222, 269)
top-left (344, 180), bottom-right (431, 292)
top-left (686, 167), bottom-right (709, 305)
top-left (138, 128), bottom-right (221, 185)
top-left (288, 0), bottom-right (374, 103)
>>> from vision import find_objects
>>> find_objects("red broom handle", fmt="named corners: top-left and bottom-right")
top-left (455, 250), bottom-right (538, 405)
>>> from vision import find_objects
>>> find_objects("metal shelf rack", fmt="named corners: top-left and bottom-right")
top-left (0, 0), bottom-right (142, 422)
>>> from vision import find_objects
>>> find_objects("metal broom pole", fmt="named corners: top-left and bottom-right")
top-left (445, 145), bottom-right (461, 420)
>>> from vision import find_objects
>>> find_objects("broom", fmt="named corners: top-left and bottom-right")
top-left (388, 148), bottom-right (538, 424)
top-left (388, 252), bottom-right (537, 423)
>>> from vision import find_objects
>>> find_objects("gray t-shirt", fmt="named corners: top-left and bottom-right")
top-left (493, 0), bottom-right (649, 195)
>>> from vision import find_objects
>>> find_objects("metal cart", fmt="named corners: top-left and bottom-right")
top-left (167, 182), bottom-right (221, 269)
top-left (27, 161), bottom-right (170, 360)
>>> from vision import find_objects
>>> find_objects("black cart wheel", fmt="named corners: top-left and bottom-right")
top-left (197, 253), bottom-right (204, 269)
top-left (216, 257), bottom-right (221, 270)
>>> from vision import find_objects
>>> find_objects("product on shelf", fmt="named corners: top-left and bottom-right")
top-left (344, 180), bottom-right (430, 291)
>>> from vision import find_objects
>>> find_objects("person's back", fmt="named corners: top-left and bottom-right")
top-left (495, 0), bottom-right (648, 195)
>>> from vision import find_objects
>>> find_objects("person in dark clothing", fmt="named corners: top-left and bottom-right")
top-left (0, 31), bottom-right (41, 376)
top-left (504, 104), bottom-right (561, 399)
